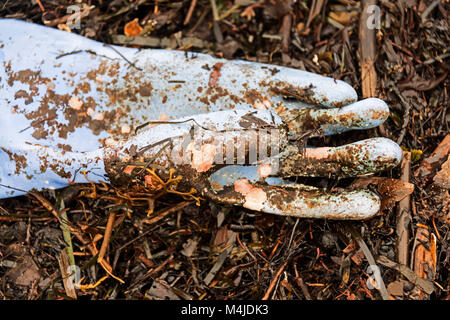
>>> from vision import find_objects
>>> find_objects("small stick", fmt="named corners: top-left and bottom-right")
top-left (346, 225), bottom-right (390, 300)
top-left (184, 0), bottom-right (198, 25)
top-left (393, 87), bottom-right (412, 145)
top-left (98, 210), bottom-right (116, 264)
top-left (421, 0), bottom-right (441, 23)
top-left (204, 232), bottom-right (236, 285)
top-left (396, 152), bottom-right (411, 266)
top-left (58, 248), bottom-right (77, 299)
top-left (359, 0), bottom-right (378, 98)
top-left (29, 191), bottom-right (61, 221)
top-left (280, 14), bottom-right (292, 53)
top-left (103, 43), bottom-right (143, 71)
top-left (142, 201), bottom-right (191, 225)
top-left (72, 231), bottom-right (124, 283)
top-left (36, 0), bottom-right (45, 11)
top-left (210, 0), bottom-right (219, 21)
top-left (0, 216), bottom-right (51, 222)
top-left (294, 263), bottom-right (312, 300)
top-left (236, 233), bottom-right (257, 262)
top-left (262, 261), bottom-right (288, 300)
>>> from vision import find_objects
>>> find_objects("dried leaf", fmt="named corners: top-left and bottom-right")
top-left (123, 165), bottom-right (135, 175)
top-left (124, 18), bottom-right (143, 37)
top-left (214, 225), bottom-right (233, 249)
top-left (181, 237), bottom-right (199, 257)
top-left (413, 227), bottom-right (437, 280)
top-left (343, 240), bottom-right (357, 254)
top-left (398, 72), bottom-right (448, 91)
top-left (433, 158), bottom-right (450, 189)
top-left (328, 11), bottom-right (357, 25)
top-left (350, 248), bottom-right (365, 265)
top-left (418, 134), bottom-right (450, 177)
top-left (376, 255), bottom-right (435, 295)
top-left (147, 280), bottom-right (180, 300)
top-left (387, 280), bottom-right (404, 297)
top-left (4, 244), bottom-right (41, 287)
top-left (350, 177), bottom-right (414, 210)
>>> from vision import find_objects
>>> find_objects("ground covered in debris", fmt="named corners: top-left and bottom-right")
top-left (0, 0), bottom-right (448, 300)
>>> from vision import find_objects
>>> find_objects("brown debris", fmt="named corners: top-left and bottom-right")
top-left (124, 18), bottom-right (143, 37)
top-left (350, 177), bottom-right (414, 210)
top-left (417, 134), bottom-right (450, 179)
top-left (433, 158), bottom-right (450, 189)
top-left (397, 152), bottom-right (412, 266)
top-left (359, 0), bottom-right (378, 98)
top-left (4, 244), bottom-right (41, 288)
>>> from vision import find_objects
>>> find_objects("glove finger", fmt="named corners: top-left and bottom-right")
top-left (278, 98), bottom-right (390, 136)
top-left (2, 19), bottom-right (357, 156)
top-left (0, 144), bottom-right (106, 199)
top-left (276, 137), bottom-right (402, 177)
top-left (2, 20), bottom-right (357, 112)
top-left (205, 170), bottom-right (380, 220)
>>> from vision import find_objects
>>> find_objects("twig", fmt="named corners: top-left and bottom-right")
top-left (280, 14), bottom-right (292, 53)
top-left (72, 230), bottom-right (125, 283)
top-left (58, 248), bottom-right (77, 299)
top-left (236, 232), bottom-right (257, 262)
top-left (103, 44), bottom-right (143, 71)
top-left (98, 210), bottom-right (116, 264)
top-left (36, 0), bottom-right (45, 11)
top-left (359, 0), bottom-right (378, 98)
top-left (212, 20), bottom-right (224, 43)
top-left (112, 224), bottom-right (160, 269)
top-left (218, 4), bottom-right (240, 21)
top-left (396, 152), bottom-right (411, 266)
top-left (262, 261), bottom-right (288, 300)
top-left (377, 255), bottom-right (435, 295)
top-left (346, 224), bottom-right (390, 300)
top-left (142, 201), bottom-right (191, 225)
top-left (392, 87), bottom-right (412, 145)
top-left (293, 263), bottom-right (312, 300)
top-left (421, 0), bottom-right (442, 23)
top-left (187, 5), bottom-right (210, 35)
top-left (56, 194), bottom-right (77, 290)
top-left (423, 53), bottom-right (450, 65)
top-left (29, 191), bottom-right (60, 221)
top-left (306, 0), bottom-right (325, 29)
top-left (204, 232), bottom-right (237, 285)
top-left (210, 0), bottom-right (219, 21)
top-left (140, 255), bottom-right (174, 282)
top-left (287, 218), bottom-right (300, 251)
top-left (0, 215), bottom-right (51, 222)
top-left (0, 205), bottom-right (10, 215)
top-left (184, 0), bottom-right (198, 25)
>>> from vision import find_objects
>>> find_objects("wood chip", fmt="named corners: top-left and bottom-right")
top-left (359, 0), bottom-right (377, 98)
top-left (433, 158), bottom-right (450, 189)
top-left (204, 232), bottom-right (236, 285)
top-left (417, 134), bottom-right (450, 178)
top-left (349, 177), bottom-right (414, 210)
top-left (397, 152), bottom-right (412, 266)
top-left (376, 255), bottom-right (435, 295)
top-left (58, 248), bottom-right (77, 299)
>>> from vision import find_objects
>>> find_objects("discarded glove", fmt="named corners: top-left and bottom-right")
top-left (0, 19), bottom-right (402, 219)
